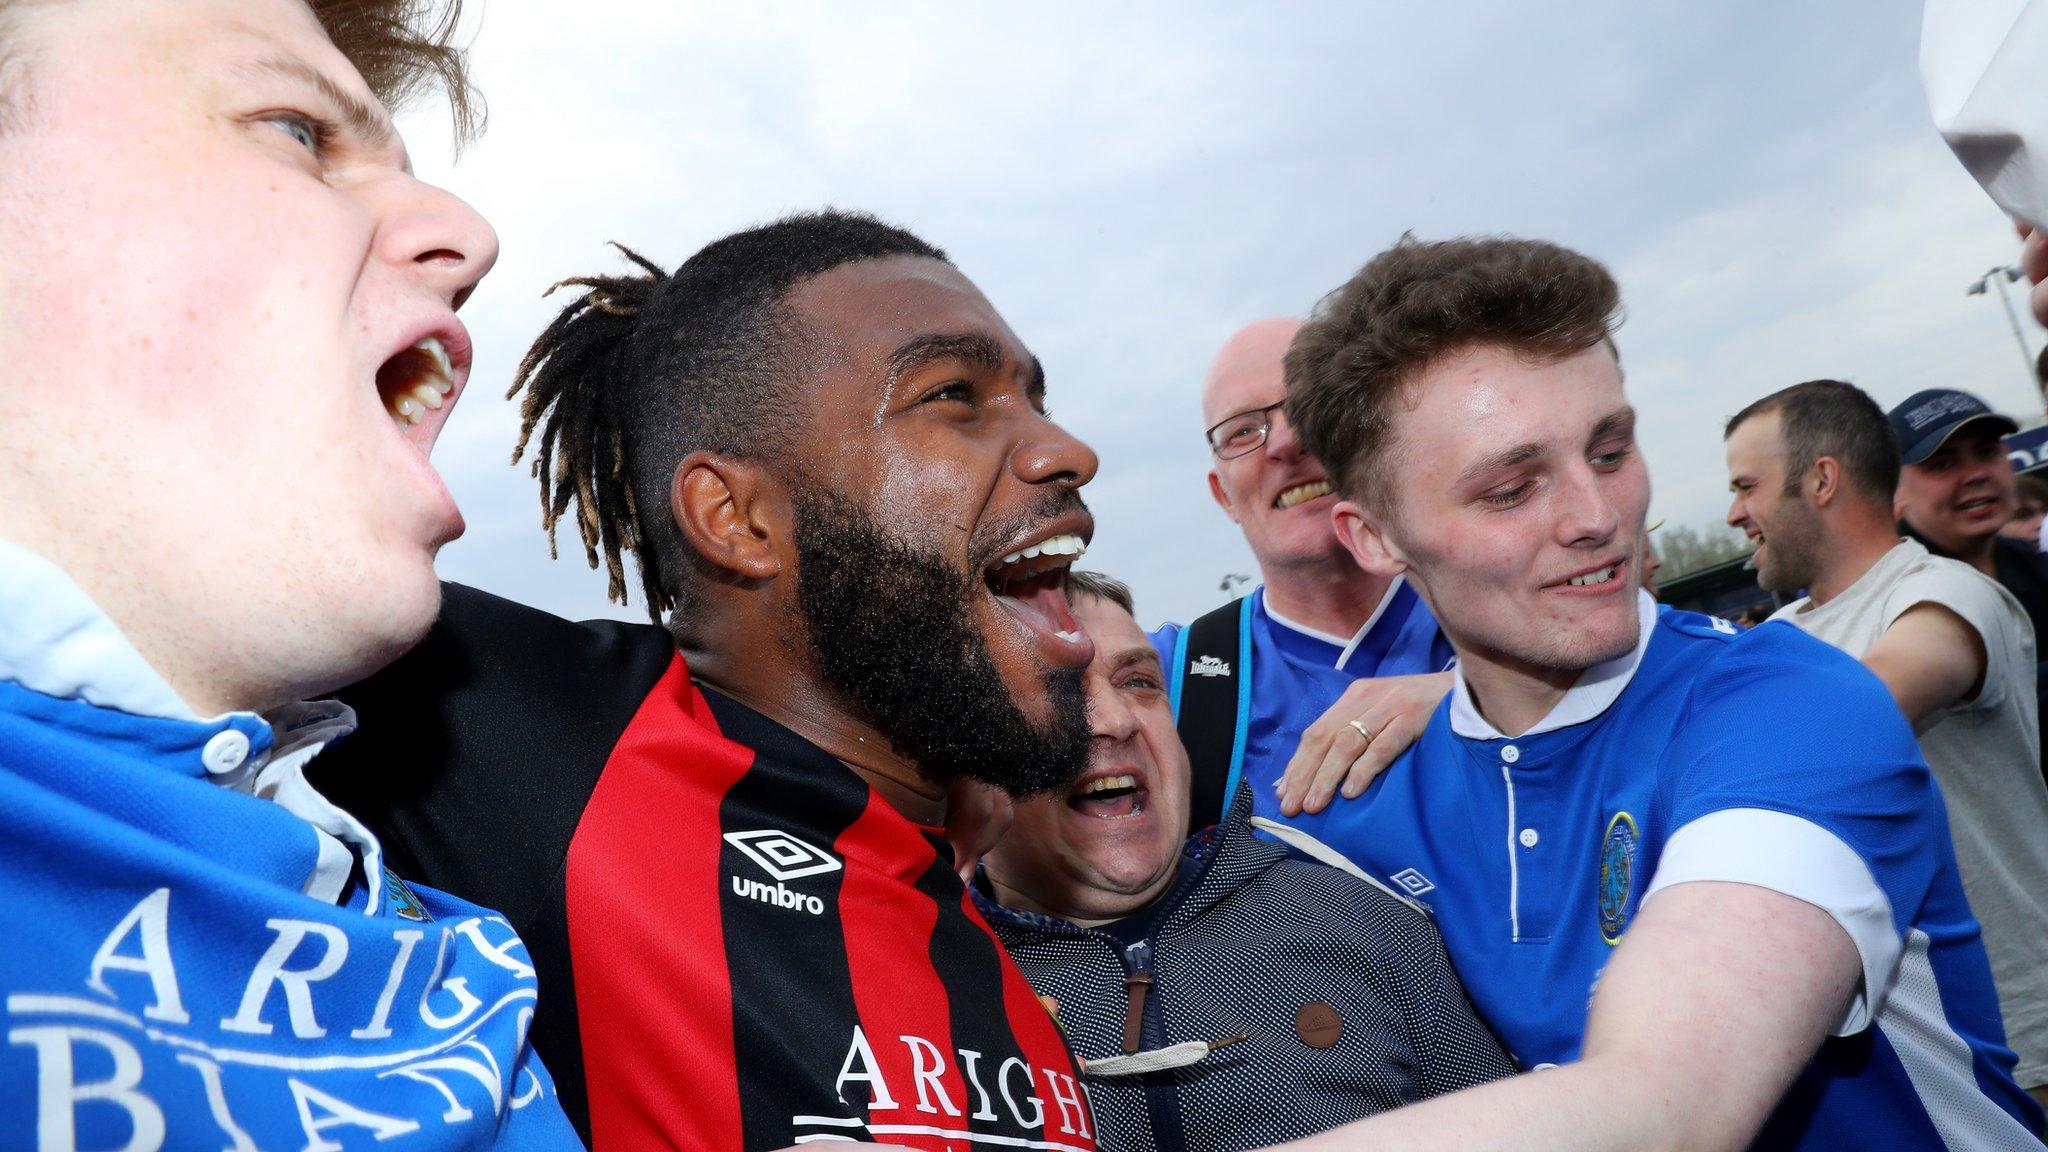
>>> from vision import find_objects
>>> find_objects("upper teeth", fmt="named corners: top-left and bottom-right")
top-left (388, 336), bottom-right (456, 426)
top-left (1054, 629), bottom-right (1083, 643)
top-left (1078, 774), bottom-right (1137, 796)
top-left (1001, 533), bottom-right (1087, 566)
top-left (1277, 480), bottom-right (1332, 509)
top-left (1568, 567), bottom-right (1616, 587)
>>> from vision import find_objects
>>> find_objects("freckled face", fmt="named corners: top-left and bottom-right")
top-left (1355, 344), bottom-right (1649, 678)
top-left (0, 0), bottom-right (498, 711)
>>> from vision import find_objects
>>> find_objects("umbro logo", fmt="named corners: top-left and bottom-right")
top-left (724, 829), bottom-right (844, 881)
top-left (1190, 655), bottom-right (1232, 677)
top-left (1389, 867), bottom-right (1436, 897)
top-left (725, 830), bottom-right (841, 916)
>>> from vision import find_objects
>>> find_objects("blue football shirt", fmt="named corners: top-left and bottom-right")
top-left (1152, 579), bottom-right (1454, 821)
top-left (0, 540), bottom-right (582, 1151)
top-left (1279, 592), bottom-right (2042, 1148)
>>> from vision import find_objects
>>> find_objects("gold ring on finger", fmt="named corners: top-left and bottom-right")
top-left (1347, 718), bottom-right (1374, 745)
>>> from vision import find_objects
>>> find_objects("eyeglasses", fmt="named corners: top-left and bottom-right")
top-left (1206, 402), bottom-right (1286, 459)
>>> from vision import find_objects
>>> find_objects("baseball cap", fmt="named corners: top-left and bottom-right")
top-left (1886, 389), bottom-right (2019, 465)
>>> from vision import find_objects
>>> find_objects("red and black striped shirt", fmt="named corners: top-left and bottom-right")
top-left (317, 584), bottom-right (1093, 1152)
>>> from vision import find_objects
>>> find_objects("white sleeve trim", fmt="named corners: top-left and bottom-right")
top-left (1641, 808), bottom-right (1900, 1036)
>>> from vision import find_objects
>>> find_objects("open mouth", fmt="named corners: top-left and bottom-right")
top-left (1548, 557), bottom-right (1628, 592)
top-left (983, 532), bottom-right (1092, 659)
top-left (1275, 479), bottom-right (1332, 510)
top-left (1957, 495), bottom-right (2002, 517)
top-left (1067, 771), bottom-right (1149, 820)
top-left (377, 337), bottom-right (457, 427)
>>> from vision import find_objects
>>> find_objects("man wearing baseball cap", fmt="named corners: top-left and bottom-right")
top-left (1891, 388), bottom-right (2048, 786)
top-left (1891, 390), bottom-right (2047, 615)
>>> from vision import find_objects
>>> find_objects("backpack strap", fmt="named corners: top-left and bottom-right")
top-left (1171, 595), bottom-right (1255, 832)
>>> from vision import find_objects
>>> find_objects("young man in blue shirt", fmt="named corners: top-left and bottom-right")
top-left (0, 3), bottom-right (580, 1148)
top-left (1154, 320), bottom-right (1454, 831)
top-left (1267, 235), bottom-right (2041, 1148)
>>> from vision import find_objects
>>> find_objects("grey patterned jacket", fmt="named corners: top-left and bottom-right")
top-left (974, 787), bottom-right (1516, 1152)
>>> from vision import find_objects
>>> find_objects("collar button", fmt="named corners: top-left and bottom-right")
top-left (202, 729), bottom-right (251, 776)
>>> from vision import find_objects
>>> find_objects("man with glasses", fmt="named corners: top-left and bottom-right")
top-left (1151, 319), bottom-right (1453, 832)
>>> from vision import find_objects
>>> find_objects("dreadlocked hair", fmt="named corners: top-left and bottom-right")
top-left (509, 243), bottom-right (665, 611)
top-left (510, 209), bottom-right (948, 625)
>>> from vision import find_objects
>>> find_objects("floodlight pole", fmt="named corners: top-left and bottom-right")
top-left (1968, 264), bottom-right (2036, 383)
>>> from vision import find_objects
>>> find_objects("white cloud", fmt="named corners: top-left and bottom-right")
top-left (396, 0), bottom-right (2041, 629)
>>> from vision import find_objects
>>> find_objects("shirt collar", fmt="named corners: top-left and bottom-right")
top-left (1449, 589), bottom-right (1659, 740)
top-left (0, 536), bottom-right (203, 721)
top-left (250, 700), bottom-right (384, 913)
top-left (1259, 575), bottom-right (1411, 668)
top-left (0, 538), bottom-right (378, 907)
top-left (1786, 539), bottom-right (1920, 620)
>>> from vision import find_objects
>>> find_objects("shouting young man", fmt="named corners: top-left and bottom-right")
top-left (1270, 236), bottom-right (2040, 1148)
top-left (0, 1), bottom-right (583, 1148)
top-left (316, 212), bottom-right (1098, 1152)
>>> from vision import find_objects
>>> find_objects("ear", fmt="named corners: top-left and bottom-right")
top-left (1207, 469), bottom-right (1239, 523)
top-left (670, 451), bottom-right (786, 583)
top-left (1809, 457), bottom-right (1842, 508)
top-left (1332, 498), bottom-right (1406, 579)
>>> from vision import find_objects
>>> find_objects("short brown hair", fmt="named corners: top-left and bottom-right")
top-left (1284, 235), bottom-right (1621, 510)
top-left (1064, 569), bottom-right (1135, 617)
top-left (0, 0), bottom-right (482, 141)
top-left (1724, 379), bottom-right (1899, 505)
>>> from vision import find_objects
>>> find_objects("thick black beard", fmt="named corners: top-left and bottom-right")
top-left (790, 487), bottom-right (1090, 798)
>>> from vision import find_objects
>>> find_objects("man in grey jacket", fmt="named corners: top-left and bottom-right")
top-left (976, 572), bottom-right (1513, 1152)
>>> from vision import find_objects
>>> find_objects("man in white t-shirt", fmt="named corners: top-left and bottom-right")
top-left (1725, 378), bottom-right (2048, 1107)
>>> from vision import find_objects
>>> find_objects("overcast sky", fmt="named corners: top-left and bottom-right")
top-left (399, 0), bottom-right (2040, 630)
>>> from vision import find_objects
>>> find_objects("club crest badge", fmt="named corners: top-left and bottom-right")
top-left (382, 866), bottom-right (431, 922)
top-left (1597, 811), bottom-right (1638, 945)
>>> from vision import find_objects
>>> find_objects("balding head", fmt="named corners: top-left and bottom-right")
top-left (1201, 317), bottom-right (1301, 430)
top-left (1201, 316), bottom-right (1348, 578)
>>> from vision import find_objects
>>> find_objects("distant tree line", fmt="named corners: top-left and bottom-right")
top-left (1657, 522), bottom-right (1752, 579)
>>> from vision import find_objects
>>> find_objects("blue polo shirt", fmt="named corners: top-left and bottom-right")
top-left (1279, 592), bottom-right (2041, 1148)
top-left (0, 541), bottom-right (582, 1150)
top-left (1152, 579), bottom-right (1453, 822)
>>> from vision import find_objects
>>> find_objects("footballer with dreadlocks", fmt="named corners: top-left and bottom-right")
top-left (315, 210), bottom-right (1102, 1152)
